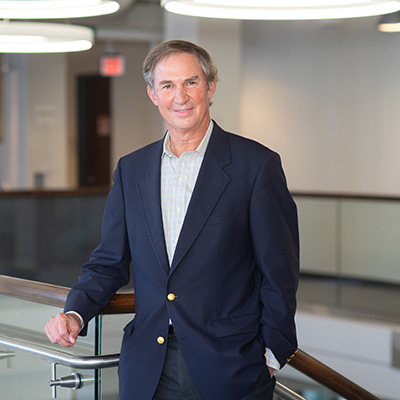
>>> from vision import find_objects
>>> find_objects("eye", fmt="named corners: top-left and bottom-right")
top-left (162, 84), bottom-right (172, 90)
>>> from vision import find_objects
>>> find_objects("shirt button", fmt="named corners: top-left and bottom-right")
top-left (157, 336), bottom-right (165, 345)
top-left (167, 293), bottom-right (176, 301)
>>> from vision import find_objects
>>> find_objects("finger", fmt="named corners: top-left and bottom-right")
top-left (44, 316), bottom-right (60, 343)
top-left (66, 315), bottom-right (81, 344)
top-left (57, 314), bottom-right (80, 346)
top-left (44, 314), bottom-right (75, 347)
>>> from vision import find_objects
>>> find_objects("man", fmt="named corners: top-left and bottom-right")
top-left (45, 40), bottom-right (299, 400)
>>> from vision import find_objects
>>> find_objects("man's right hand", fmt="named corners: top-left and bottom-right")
top-left (44, 313), bottom-right (81, 348)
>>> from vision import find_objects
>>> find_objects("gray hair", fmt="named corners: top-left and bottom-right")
top-left (143, 39), bottom-right (219, 92)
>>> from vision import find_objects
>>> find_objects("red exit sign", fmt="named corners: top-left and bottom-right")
top-left (99, 54), bottom-right (125, 77)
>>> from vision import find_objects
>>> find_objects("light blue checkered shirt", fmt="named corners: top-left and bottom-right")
top-left (161, 121), bottom-right (213, 264)
top-left (160, 120), bottom-right (280, 373)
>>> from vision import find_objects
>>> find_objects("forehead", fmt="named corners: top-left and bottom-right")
top-left (153, 52), bottom-right (205, 82)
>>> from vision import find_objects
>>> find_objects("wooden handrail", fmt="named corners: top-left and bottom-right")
top-left (289, 349), bottom-right (380, 400)
top-left (0, 275), bottom-right (70, 308)
top-left (0, 275), bottom-right (134, 314)
top-left (0, 274), bottom-right (381, 400)
top-left (1, 188), bottom-right (399, 202)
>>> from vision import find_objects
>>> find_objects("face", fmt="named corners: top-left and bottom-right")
top-left (147, 52), bottom-right (216, 139)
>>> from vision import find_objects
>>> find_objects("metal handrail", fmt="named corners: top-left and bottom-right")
top-left (0, 332), bottom-right (304, 400)
top-left (0, 334), bottom-right (119, 370)
top-left (274, 381), bottom-right (307, 400)
top-left (0, 274), bottom-right (382, 400)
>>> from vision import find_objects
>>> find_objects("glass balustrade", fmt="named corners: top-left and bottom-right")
top-left (98, 313), bottom-right (133, 400)
top-left (295, 195), bottom-right (400, 318)
top-left (1, 191), bottom-right (399, 300)
top-left (0, 294), bottom-right (101, 399)
top-left (0, 192), bottom-right (106, 287)
top-left (1, 191), bottom-right (399, 399)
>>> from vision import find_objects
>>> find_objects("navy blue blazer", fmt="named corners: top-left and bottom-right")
top-left (65, 122), bottom-right (299, 400)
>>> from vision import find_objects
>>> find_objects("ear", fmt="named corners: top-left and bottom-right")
top-left (207, 80), bottom-right (216, 100)
top-left (147, 86), bottom-right (159, 106)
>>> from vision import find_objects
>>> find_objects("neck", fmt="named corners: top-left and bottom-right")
top-left (169, 120), bottom-right (210, 157)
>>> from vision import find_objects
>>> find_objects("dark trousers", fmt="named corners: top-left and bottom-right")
top-left (153, 335), bottom-right (275, 400)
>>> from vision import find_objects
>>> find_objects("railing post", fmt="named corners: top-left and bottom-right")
top-left (51, 362), bottom-right (57, 399)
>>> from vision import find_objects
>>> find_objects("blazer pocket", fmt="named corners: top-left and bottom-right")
top-left (212, 312), bottom-right (260, 337)
top-left (123, 319), bottom-right (136, 336)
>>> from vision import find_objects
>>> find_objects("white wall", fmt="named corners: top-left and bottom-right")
top-left (0, 53), bottom-right (68, 190)
top-left (240, 18), bottom-right (400, 196)
top-left (0, 54), bottom-right (28, 190)
top-left (27, 54), bottom-right (68, 189)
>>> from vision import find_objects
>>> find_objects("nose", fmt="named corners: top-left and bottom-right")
top-left (174, 86), bottom-right (188, 104)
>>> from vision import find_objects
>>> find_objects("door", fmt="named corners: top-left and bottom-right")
top-left (78, 75), bottom-right (111, 187)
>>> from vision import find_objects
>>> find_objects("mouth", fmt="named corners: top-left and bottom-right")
top-left (173, 107), bottom-right (193, 114)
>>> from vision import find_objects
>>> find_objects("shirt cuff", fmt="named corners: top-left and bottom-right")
top-left (66, 311), bottom-right (84, 330)
top-left (265, 347), bottom-right (281, 374)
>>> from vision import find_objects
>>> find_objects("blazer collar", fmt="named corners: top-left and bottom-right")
top-left (137, 139), bottom-right (170, 272)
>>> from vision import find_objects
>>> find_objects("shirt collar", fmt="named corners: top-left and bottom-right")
top-left (162, 120), bottom-right (214, 158)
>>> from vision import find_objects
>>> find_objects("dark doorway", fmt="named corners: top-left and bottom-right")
top-left (78, 75), bottom-right (111, 187)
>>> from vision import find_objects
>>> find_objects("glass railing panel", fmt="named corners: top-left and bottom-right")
top-left (294, 195), bottom-right (400, 318)
top-left (295, 196), bottom-right (340, 307)
top-left (98, 313), bottom-right (133, 400)
top-left (0, 192), bottom-right (106, 287)
top-left (294, 195), bottom-right (400, 285)
top-left (0, 294), bottom-right (99, 399)
top-left (295, 196), bottom-right (338, 276)
top-left (341, 198), bottom-right (400, 283)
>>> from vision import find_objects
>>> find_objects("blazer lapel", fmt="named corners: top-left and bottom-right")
top-left (171, 124), bottom-right (232, 271)
top-left (137, 140), bottom-right (170, 272)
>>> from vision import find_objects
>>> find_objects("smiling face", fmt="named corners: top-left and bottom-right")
top-left (147, 52), bottom-right (216, 142)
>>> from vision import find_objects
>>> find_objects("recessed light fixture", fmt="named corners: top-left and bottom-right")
top-left (161, 0), bottom-right (400, 20)
top-left (0, 0), bottom-right (120, 19)
top-left (0, 22), bottom-right (94, 53)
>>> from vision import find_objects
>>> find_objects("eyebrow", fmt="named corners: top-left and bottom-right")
top-left (185, 75), bottom-right (199, 82)
top-left (158, 75), bottom-right (199, 86)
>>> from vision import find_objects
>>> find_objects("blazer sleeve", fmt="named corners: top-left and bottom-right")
top-left (64, 160), bottom-right (132, 329)
top-left (249, 151), bottom-right (299, 367)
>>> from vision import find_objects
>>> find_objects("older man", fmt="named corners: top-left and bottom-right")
top-left (45, 40), bottom-right (299, 400)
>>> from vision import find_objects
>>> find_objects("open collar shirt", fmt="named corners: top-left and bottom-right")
top-left (161, 120), bottom-right (213, 265)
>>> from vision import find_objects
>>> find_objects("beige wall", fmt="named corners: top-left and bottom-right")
top-left (240, 18), bottom-right (400, 196)
top-left (27, 54), bottom-right (68, 189)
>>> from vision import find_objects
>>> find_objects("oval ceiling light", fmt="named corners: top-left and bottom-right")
top-left (0, 22), bottom-right (94, 53)
top-left (377, 10), bottom-right (400, 30)
top-left (161, 0), bottom-right (400, 20)
top-left (0, 0), bottom-right (120, 19)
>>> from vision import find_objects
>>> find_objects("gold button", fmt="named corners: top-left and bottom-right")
top-left (157, 336), bottom-right (165, 344)
top-left (167, 293), bottom-right (176, 301)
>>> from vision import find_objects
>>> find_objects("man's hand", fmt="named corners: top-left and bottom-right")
top-left (268, 366), bottom-right (275, 378)
top-left (44, 313), bottom-right (81, 348)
